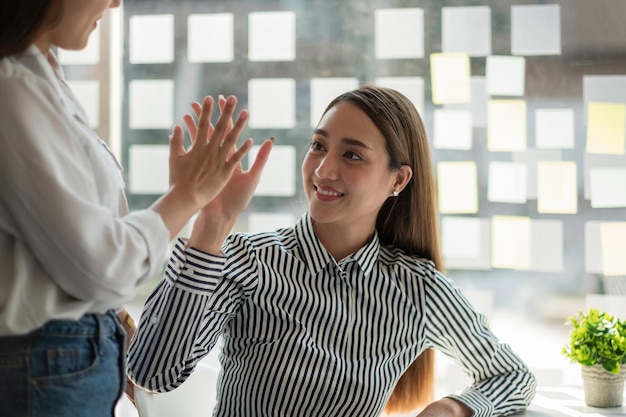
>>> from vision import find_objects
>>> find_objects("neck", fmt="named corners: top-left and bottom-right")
top-left (312, 220), bottom-right (376, 261)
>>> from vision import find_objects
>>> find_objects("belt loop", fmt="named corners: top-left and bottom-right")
top-left (95, 313), bottom-right (105, 356)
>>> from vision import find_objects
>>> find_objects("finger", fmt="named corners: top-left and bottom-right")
top-left (219, 109), bottom-right (249, 152)
top-left (182, 114), bottom-right (198, 144)
top-left (168, 125), bottom-right (185, 157)
top-left (196, 96), bottom-right (214, 146)
top-left (210, 95), bottom-right (238, 147)
top-left (190, 101), bottom-right (215, 139)
top-left (190, 101), bottom-right (202, 119)
top-left (218, 94), bottom-right (234, 131)
top-left (246, 137), bottom-right (274, 178)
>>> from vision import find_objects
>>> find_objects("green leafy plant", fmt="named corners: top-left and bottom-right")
top-left (562, 307), bottom-right (626, 374)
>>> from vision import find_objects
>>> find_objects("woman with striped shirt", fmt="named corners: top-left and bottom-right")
top-left (128, 85), bottom-right (536, 417)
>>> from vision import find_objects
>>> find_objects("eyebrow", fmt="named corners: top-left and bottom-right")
top-left (313, 129), bottom-right (374, 150)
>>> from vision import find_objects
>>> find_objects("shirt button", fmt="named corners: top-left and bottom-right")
top-left (150, 316), bottom-right (159, 325)
top-left (183, 267), bottom-right (194, 276)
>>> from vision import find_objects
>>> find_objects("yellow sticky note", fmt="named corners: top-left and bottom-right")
top-left (537, 161), bottom-right (577, 214)
top-left (491, 216), bottom-right (531, 270)
top-left (586, 102), bottom-right (626, 154)
top-left (487, 100), bottom-right (527, 151)
top-left (437, 161), bottom-right (478, 213)
top-left (430, 53), bottom-right (471, 104)
top-left (600, 222), bottom-right (626, 276)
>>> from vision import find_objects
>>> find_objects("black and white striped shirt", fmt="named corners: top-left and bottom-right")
top-left (128, 213), bottom-right (536, 417)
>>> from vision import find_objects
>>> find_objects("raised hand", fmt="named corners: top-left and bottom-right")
top-left (168, 95), bottom-right (253, 210)
top-left (182, 97), bottom-right (274, 253)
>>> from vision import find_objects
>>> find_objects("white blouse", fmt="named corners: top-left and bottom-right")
top-left (0, 45), bottom-right (169, 335)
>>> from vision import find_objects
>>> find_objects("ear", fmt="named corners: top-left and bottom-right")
top-left (393, 165), bottom-right (413, 192)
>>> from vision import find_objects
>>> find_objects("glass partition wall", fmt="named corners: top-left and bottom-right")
top-left (61, 0), bottom-right (626, 391)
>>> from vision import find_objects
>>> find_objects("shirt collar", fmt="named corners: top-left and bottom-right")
top-left (294, 212), bottom-right (381, 278)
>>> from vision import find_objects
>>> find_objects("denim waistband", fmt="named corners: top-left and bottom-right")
top-left (32, 310), bottom-right (120, 337)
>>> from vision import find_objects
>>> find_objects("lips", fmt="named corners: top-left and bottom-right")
top-left (314, 185), bottom-right (344, 201)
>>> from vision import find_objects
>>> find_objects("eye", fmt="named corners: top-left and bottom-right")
top-left (309, 140), bottom-right (326, 152)
top-left (343, 150), bottom-right (362, 160)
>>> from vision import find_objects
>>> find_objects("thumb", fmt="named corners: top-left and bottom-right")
top-left (248, 137), bottom-right (274, 179)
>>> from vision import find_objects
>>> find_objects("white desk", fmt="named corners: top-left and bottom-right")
top-left (519, 387), bottom-right (626, 417)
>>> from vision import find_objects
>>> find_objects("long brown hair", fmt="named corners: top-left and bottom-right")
top-left (0, 0), bottom-right (62, 58)
top-left (321, 84), bottom-right (443, 413)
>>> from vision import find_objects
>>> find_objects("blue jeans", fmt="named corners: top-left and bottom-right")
top-left (0, 310), bottom-right (126, 417)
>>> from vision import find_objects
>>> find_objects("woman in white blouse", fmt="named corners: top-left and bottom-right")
top-left (0, 1), bottom-right (272, 416)
top-left (129, 85), bottom-right (537, 417)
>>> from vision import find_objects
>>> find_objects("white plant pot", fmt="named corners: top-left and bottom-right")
top-left (581, 364), bottom-right (626, 408)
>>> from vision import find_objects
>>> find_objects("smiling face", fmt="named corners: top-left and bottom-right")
top-left (36, 0), bottom-right (121, 54)
top-left (302, 101), bottom-right (411, 237)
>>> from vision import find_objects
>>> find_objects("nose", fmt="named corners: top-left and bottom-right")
top-left (110, 0), bottom-right (121, 8)
top-left (314, 155), bottom-right (339, 180)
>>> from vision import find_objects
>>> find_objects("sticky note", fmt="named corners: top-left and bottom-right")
top-left (586, 102), bottom-right (626, 155)
top-left (437, 161), bottom-right (478, 213)
top-left (188, 14), bottom-right (234, 62)
top-left (129, 15), bottom-right (174, 64)
top-left (430, 53), bottom-right (471, 104)
top-left (249, 145), bottom-right (296, 196)
top-left (486, 55), bottom-right (525, 96)
top-left (488, 100), bottom-right (526, 151)
top-left (248, 11), bottom-right (296, 62)
top-left (248, 78), bottom-right (296, 129)
top-left (491, 216), bottom-right (531, 270)
top-left (375, 8), bottom-right (424, 59)
top-left (537, 161), bottom-right (577, 214)
top-left (487, 162), bottom-right (527, 204)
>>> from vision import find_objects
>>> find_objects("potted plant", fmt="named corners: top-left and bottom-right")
top-left (562, 307), bottom-right (626, 407)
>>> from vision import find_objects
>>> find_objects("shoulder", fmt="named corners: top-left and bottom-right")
top-left (226, 226), bottom-right (297, 253)
top-left (379, 243), bottom-right (437, 279)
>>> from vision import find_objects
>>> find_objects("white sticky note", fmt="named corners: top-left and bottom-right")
top-left (248, 11), bottom-right (296, 62)
top-left (441, 216), bottom-right (481, 259)
top-left (590, 167), bottom-right (626, 208)
top-left (511, 4), bottom-right (561, 56)
top-left (487, 162), bottom-right (527, 204)
top-left (512, 149), bottom-right (562, 199)
top-left (486, 56), bottom-right (525, 96)
top-left (437, 162), bottom-right (478, 214)
top-left (488, 100), bottom-right (527, 151)
top-left (129, 15), bottom-right (174, 64)
top-left (444, 77), bottom-right (488, 127)
top-left (129, 145), bottom-right (169, 194)
top-left (58, 25), bottom-right (101, 65)
top-left (433, 109), bottom-right (472, 150)
top-left (443, 218), bottom-right (491, 270)
top-left (250, 145), bottom-right (296, 197)
top-left (430, 53), bottom-right (471, 104)
top-left (66, 80), bottom-right (100, 128)
top-left (583, 153), bottom-right (626, 200)
top-left (375, 8), bottom-right (424, 59)
top-left (600, 222), bottom-right (626, 276)
top-left (530, 219), bottom-right (563, 272)
top-left (585, 221), bottom-right (603, 274)
top-left (188, 14), bottom-right (234, 63)
top-left (442, 6), bottom-right (491, 57)
top-left (248, 212), bottom-right (296, 233)
top-left (491, 216), bottom-right (531, 270)
top-left (129, 80), bottom-right (174, 129)
top-left (310, 78), bottom-right (359, 128)
top-left (535, 108), bottom-right (575, 149)
top-left (583, 76), bottom-right (626, 119)
top-left (537, 161), bottom-right (577, 214)
top-left (375, 77), bottom-right (425, 115)
top-left (248, 78), bottom-right (296, 129)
